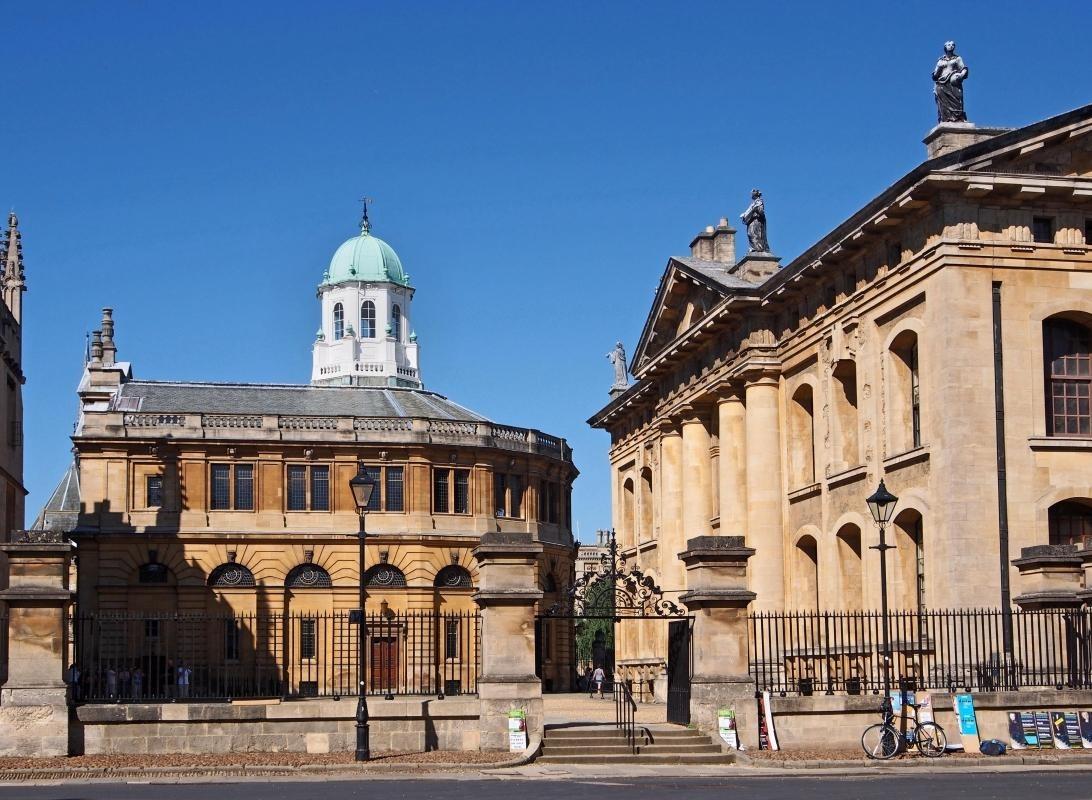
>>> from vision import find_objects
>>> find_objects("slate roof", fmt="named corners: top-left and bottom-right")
top-left (32, 460), bottom-right (80, 532)
top-left (111, 381), bottom-right (490, 422)
top-left (671, 257), bottom-right (760, 291)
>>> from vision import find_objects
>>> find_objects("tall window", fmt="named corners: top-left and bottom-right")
top-left (445, 620), bottom-right (459, 659)
top-left (360, 300), bottom-right (376, 338)
top-left (354, 464), bottom-right (404, 512)
top-left (833, 360), bottom-right (859, 466)
top-left (333, 302), bottom-right (344, 340)
top-left (789, 385), bottom-right (816, 486)
top-left (538, 479), bottom-right (560, 523)
top-left (210, 464), bottom-right (255, 511)
top-left (391, 304), bottom-right (402, 341)
top-left (494, 473), bottom-right (523, 518)
top-left (433, 468), bottom-right (470, 514)
top-left (1045, 318), bottom-right (1092, 436)
top-left (889, 330), bottom-right (922, 453)
top-left (792, 535), bottom-right (819, 610)
top-left (1049, 500), bottom-right (1092, 547)
top-left (1032, 216), bottom-right (1054, 244)
top-left (286, 465), bottom-right (330, 511)
top-left (894, 510), bottom-right (925, 614)
top-left (300, 618), bottom-right (318, 660)
top-left (223, 619), bottom-right (240, 661)
top-left (145, 475), bottom-right (163, 509)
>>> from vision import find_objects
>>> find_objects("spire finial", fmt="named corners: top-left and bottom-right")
top-left (359, 195), bottom-right (372, 235)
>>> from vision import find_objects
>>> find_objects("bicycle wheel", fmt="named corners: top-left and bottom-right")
top-left (861, 723), bottom-right (900, 760)
top-left (915, 722), bottom-right (947, 757)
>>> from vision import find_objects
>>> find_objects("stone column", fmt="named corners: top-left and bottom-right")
top-left (658, 421), bottom-right (685, 594)
top-left (744, 369), bottom-right (785, 610)
top-left (680, 405), bottom-right (714, 541)
top-left (473, 532), bottom-right (543, 751)
top-left (678, 536), bottom-right (757, 747)
top-left (715, 383), bottom-right (747, 537)
top-left (0, 533), bottom-right (75, 757)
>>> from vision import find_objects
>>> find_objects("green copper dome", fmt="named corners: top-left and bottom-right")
top-left (324, 231), bottom-right (408, 286)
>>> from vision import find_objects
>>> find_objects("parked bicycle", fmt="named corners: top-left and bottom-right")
top-left (861, 696), bottom-right (947, 759)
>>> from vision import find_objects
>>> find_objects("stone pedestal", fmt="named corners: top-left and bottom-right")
top-left (735, 252), bottom-right (781, 283)
top-left (0, 534), bottom-right (75, 757)
top-left (473, 532), bottom-right (543, 751)
top-left (1012, 544), bottom-right (1083, 609)
top-left (923, 122), bottom-right (1012, 159)
top-left (678, 536), bottom-right (757, 747)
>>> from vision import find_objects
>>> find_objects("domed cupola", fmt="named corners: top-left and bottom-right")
top-left (311, 204), bottom-right (421, 388)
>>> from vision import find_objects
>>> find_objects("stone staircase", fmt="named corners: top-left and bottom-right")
top-left (537, 724), bottom-right (735, 764)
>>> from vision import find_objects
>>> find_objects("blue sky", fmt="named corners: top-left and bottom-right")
top-left (6, 1), bottom-right (1091, 539)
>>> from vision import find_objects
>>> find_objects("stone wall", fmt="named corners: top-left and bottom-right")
top-left (75, 697), bottom-right (480, 755)
top-left (767, 690), bottom-right (1092, 750)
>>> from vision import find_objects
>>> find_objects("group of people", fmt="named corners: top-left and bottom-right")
top-left (65, 660), bottom-right (193, 702)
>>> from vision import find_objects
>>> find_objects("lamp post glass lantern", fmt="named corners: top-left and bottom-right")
top-left (350, 471), bottom-right (377, 761)
top-left (866, 480), bottom-right (898, 696)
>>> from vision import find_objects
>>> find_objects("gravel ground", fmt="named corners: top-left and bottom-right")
top-left (0, 750), bottom-right (511, 771)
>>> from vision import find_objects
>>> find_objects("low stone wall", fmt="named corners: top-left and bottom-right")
top-left (768, 690), bottom-right (1092, 750)
top-left (75, 697), bottom-right (480, 755)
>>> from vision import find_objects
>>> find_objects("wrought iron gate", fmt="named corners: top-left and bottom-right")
top-left (666, 618), bottom-right (692, 725)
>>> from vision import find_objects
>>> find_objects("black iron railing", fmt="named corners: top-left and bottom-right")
top-left (750, 608), bottom-right (1092, 695)
top-left (614, 679), bottom-right (638, 754)
top-left (70, 611), bottom-right (480, 703)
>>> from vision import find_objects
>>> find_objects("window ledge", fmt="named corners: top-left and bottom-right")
top-left (826, 465), bottom-right (868, 490)
top-left (883, 446), bottom-right (930, 472)
top-left (1029, 436), bottom-right (1092, 451)
top-left (637, 539), bottom-right (658, 554)
top-left (788, 483), bottom-right (821, 503)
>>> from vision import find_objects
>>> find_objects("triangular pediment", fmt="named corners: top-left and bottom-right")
top-left (631, 258), bottom-right (757, 374)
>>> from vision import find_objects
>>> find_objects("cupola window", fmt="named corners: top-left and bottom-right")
top-left (392, 304), bottom-right (402, 341)
top-left (361, 301), bottom-right (376, 338)
top-left (333, 303), bottom-right (344, 340)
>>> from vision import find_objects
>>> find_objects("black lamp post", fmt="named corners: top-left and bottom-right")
top-left (866, 479), bottom-right (899, 695)
top-left (349, 472), bottom-right (376, 762)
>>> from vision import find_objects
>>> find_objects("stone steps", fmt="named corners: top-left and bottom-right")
top-left (538, 725), bottom-right (735, 765)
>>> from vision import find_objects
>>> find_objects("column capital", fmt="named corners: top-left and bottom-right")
top-left (656, 417), bottom-right (682, 436)
top-left (673, 402), bottom-right (714, 426)
top-left (710, 380), bottom-right (746, 402)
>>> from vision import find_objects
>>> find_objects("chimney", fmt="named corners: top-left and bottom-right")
top-left (90, 330), bottom-right (103, 365)
top-left (101, 308), bottom-right (116, 366)
top-left (690, 219), bottom-right (736, 266)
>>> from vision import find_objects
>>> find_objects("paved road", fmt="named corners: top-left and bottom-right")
top-left (3, 773), bottom-right (1092, 800)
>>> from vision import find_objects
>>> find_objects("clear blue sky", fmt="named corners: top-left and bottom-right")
top-left (6, 1), bottom-right (1091, 540)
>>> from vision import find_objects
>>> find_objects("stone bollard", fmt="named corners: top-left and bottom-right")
top-left (0, 532), bottom-right (75, 757)
top-left (1012, 544), bottom-right (1083, 609)
top-left (473, 532), bottom-right (543, 752)
top-left (678, 535), bottom-right (758, 748)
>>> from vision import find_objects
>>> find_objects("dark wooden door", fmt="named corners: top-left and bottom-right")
top-left (370, 637), bottom-right (399, 693)
top-left (667, 619), bottom-right (692, 725)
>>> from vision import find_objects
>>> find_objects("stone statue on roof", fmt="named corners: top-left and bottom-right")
top-left (607, 342), bottom-right (629, 393)
top-left (933, 41), bottom-right (969, 123)
top-left (741, 189), bottom-right (769, 253)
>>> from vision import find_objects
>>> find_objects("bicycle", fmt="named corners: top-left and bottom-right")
top-left (861, 696), bottom-right (947, 759)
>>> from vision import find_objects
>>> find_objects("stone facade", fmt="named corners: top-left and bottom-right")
top-left (590, 105), bottom-right (1092, 721)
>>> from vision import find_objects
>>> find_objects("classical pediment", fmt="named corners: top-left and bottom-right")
top-left (630, 258), bottom-right (757, 374)
top-left (942, 107), bottom-right (1092, 177)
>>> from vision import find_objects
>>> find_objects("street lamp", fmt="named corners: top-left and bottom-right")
top-left (866, 479), bottom-right (898, 696)
top-left (349, 471), bottom-right (376, 762)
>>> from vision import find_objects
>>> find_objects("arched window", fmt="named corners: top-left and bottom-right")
top-left (364, 564), bottom-right (406, 588)
top-left (621, 477), bottom-right (635, 549)
top-left (434, 564), bottom-right (473, 589)
top-left (360, 301), bottom-right (376, 339)
top-left (893, 509), bottom-right (925, 613)
top-left (792, 535), bottom-right (819, 610)
top-left (333, 302), bottom-right (344, 340)
top-left (832, 360), bottom-right (859, 467)
top-left (391, 304), bottom-right (402, 341)
top-left (286, 564), bottom-right (332, 589)
top-left (208, 563), bottom-right (255, 588)
top-left (836, 524), bottom-right (863, 610)
top-left (888, 330), bottom-right (921, 452)
top-left (1044, 317), bottom-right (1092, 436)
top-left (138, 562), bottom-right (170, 584)
top-left (1049, 499), bottom-right (1092, 547)
top-left (639, 468), bottom-right (653, 542)
top-left (789, 384), bottom-right (816, 486)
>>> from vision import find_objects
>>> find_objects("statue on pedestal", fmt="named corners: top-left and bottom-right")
top-left (607, 342), bottom-right (629, 393)
top-left (741, 189), bottom-right (769, 254)
top-left (932, 41), bottom-right (969, 123)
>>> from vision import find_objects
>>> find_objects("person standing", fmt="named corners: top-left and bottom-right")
top-left (177, 662), bottom-right (192, 700)
top-left (131, 666), bottom-right (144, 700)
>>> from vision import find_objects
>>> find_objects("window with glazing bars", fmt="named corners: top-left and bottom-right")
top-left (445, 619), bottom-right (459, 659)
top-left (287, 465), bottom-right (307, 511)
top-left (1045, 319), bottom-right (1092, 436)
top-left (909, 342), bottom-right (921, 448)
top-left (494, 474), bottom-right (507, 517)
top-left (434, 468), bottom-right (469, 514)
top-left (300, 618), bottom-right (317, 660)
top-left (146, 475), bottom-right (163, 508)
top-left (358, 465), bottom-right (382, 511)
top-left (433, 468), bottom-right (450, 513)
top-left (333, 302), bottom-right (344, 339)
top-left (211, 464), bottom-right (231, 510)
top-left (234, 464), bottom-right (254, 511)
top-left (510, 474), bottom-right (522, 518)
top-left (224, 619), bottom-right (240, 661)
top-left (385, 466), bottom-right (404, 512)
top-left (361, 301), bottom-right (376, 338)
top-left (310, 466), bottom-right (330, 511)
top-left (454, 469), bottom-right (469, 514)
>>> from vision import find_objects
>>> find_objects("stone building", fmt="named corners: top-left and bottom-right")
top-left (50, 215), bottom-right (577, 694)
top-left (589, 103), bottom-right (1092, 682)
top-left (0, 212), bottom-right (26, 544)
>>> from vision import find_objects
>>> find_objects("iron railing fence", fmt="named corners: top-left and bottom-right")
top-left (71, 611), bottom-right (480, 703)
top-left (750, 608), bottom-right (1092, 695)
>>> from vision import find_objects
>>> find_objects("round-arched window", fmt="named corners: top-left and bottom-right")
top-left (208, 563), bottom-right (255, 588)
top-left (365, 565), bottom-right (406, 588)
top-left (361, 301), bottom-right (376, 339)
top-left (333, 302), bottom-right (345, 340)
top-left (434, 565), bottom-right (473, 589)
top-left (286, 564), bottom-right (332, 588)
top-left (391, 304), bottom-right (402, 341)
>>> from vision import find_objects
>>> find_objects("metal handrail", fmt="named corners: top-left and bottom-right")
top-left (614, 680), bottom-right (638, 754)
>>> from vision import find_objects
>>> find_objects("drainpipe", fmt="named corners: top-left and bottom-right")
top-left (992, 282), bottom-right (1016, 687)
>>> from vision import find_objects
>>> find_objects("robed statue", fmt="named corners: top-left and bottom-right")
top-left (932, 41), bottom-right (969, 123)
top-left (607, 341), bottom-right (629, 392)
top-left (741, 189), bottom-right (769, 253)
